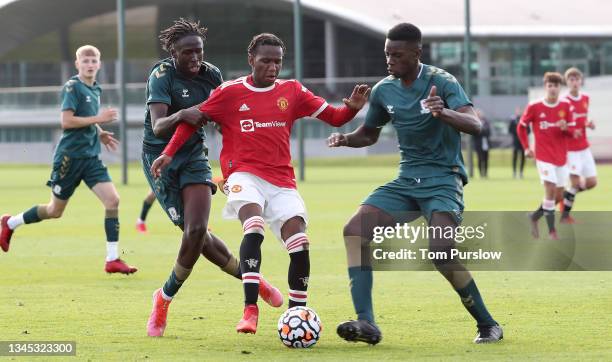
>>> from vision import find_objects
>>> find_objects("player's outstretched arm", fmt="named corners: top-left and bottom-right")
top-left (423, 86), bottom-right (481, 135)
top-left (150, 103), bottom-right (206, 138)
top-left (343, 84), bottom-right (371, 111)
top-left (61, 108), bottom-right (117, 129)
top-left (315, 85), bottom-right (371, 127)
top-left (327, 124), bottom-right (381, 148)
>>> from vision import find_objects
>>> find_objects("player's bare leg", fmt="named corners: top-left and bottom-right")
top-left (92, 182), bottom-right (137, 274)
top-left (429, 212), bottom-right (502, 343)
top-left (1, 195), bottom-right (68, 252)
top-left (147, 184), bottom-right (210, 336)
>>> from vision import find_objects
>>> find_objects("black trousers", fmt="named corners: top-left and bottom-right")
top-left (512, 146), bottom-right (525, 175)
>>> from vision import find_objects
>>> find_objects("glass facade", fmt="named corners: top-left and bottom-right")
top-left (1, 4), bottom-right (612, 96)
top-left (0, 127), bottom-right (53, 143)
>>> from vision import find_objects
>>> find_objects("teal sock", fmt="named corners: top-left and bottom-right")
top-left (455, 279), bottom-right (497, 327)
top-left (104, 218), bottom-right (119, 242)
top-left (162, 270), bottom-right (184, 297)
top-left (23, 206), bottom-right (41, 224)
top-left (348, 266), bottom-right (374, 322)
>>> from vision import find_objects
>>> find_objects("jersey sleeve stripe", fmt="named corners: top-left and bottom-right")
top-left (310, 102), bottom-right (328, 118)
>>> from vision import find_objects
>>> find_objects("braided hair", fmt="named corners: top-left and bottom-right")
top-left (159, 18), bottom-right (208, 52)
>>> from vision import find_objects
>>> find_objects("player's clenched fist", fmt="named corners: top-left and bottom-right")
top-left (327, 132), bottom-right (348, 147)
top-left (150, 154), bottom-right (173, 178)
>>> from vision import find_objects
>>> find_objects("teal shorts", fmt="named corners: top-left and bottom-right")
top-left (46, 155), bottom-right (111, 200)
top-left (142, 147), bottom-right (216, 226)
top-left (363, 174), bottom-right (465, 224)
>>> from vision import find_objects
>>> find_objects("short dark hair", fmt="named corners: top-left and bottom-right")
top-left (543, 72), bottom-right (563, 85)
top-left (247, 33), bottom-right (286, 56)
top-left (387, 23), bottom-right (422, 45)
top-left (159, 18), bottom-right (208, 52)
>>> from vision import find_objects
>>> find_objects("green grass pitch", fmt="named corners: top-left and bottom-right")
top-left (1, 153), bottom-right (611, 360)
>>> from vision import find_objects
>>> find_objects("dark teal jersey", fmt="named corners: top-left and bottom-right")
top-left (142, 58), bottom-right (223, 154)
top-left (55, 75), bottom-right (101, 158)
top-left (365, 64), bottom-right (472, 184)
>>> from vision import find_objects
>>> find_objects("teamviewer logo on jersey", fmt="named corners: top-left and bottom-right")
top-left (240, 119), bottom-right (255, 132)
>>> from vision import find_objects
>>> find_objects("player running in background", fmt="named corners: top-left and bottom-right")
top-left (327, 23), bottom-right (502, 344)
top-left (136, 190), bottom-right (156, 233)
top-left (0, 45), bottom-right (137, 274)
top-left (560, 67), bottom-right (597, 223)
top-left (142, 20), bottom-right (282, 338)
top-left (518, 72), bottom-right (572, 240)
top-left (150, 33), bottom-right (370, 334)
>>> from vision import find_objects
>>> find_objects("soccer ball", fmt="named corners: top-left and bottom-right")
top-left (277, 306), bottom-right (322, 348)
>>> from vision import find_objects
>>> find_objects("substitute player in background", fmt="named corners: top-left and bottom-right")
top-left (0, 45), bottom-right (137, 274)
top-left (142, 20), bottom-right (282, 338)
top-left (518, 72), bottom-right (572, 240)
top-left (560, 67), bottom-right (597, 223)
top-left (151, 33), bottom-right (370, 334)
top-left (136, 190), bottom-right (156, 233)
top-left (328, 23), bottom-right (502, 344)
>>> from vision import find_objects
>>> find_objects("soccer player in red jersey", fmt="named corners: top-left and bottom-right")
top-left (560, 67), bottom-right (597, 223)
top-left (151, 33), bottom-right (370, 334)
top-left (518, 72), bottom-right (572, 240)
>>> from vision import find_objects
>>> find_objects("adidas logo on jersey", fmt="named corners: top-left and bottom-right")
top-left (239, 103), bottom-right (250, 111)
top-left (539, 112), bottom-right (546, 118)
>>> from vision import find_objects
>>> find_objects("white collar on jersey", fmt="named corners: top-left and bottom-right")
top-left (416, 63), bottom-right (424, 78)
top-left (242, 76), bottom-right (277, 92)
top-left (542, 98), bottom-right (560, 108)
top-left (566, 92), bottom-right (583, 101)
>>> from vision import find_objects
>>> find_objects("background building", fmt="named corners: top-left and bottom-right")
top-left (1, 0), bottom-right (611, 162)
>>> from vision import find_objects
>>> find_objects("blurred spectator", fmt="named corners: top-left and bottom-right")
top-left (473, 109), bottom-right (491, 178)
top-left (508, 107), bottom-right (526, 178)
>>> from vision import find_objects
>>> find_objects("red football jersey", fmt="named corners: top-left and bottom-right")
top-left (200, 76), bottom-right (329, 189)
top-left (518, 99), bottom-right (573, 166)
top-left (565, 93), bottom-right (590, 151)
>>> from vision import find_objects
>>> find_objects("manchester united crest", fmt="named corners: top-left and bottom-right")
top-left (231, 185), bottom-right (242, 193)
top-left (277, 97), bottom-right (289, 111)
top-left (558, 110), bottom-right (566, 118)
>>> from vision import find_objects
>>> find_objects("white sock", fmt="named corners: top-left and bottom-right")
top-left (106, 242), bottom-right (119, 262)
top-left (161, 290), bottom-right (173, 301)
top-left (7, 213), bottom-right (25, 230)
